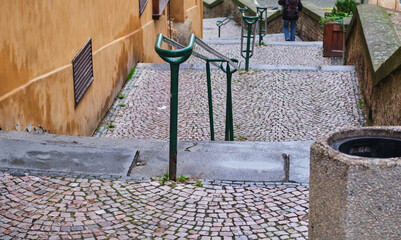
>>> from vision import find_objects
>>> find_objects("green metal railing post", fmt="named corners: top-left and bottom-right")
top-left (257, 7), bottom-right (267, 45)
top-left (205, 58), bottom-right (239, 141)
top-left (206, 60), bottom-right (215, 141)
top-left (155, 33), bottom-right (195, 181)
top-left (241, 15), bottom-right (258, 71)
top-left (220, 59), bottom-right (239, 141)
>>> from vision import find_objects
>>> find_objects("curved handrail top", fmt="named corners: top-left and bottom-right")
top-left (155, 33), bottom-right (195, 58)
top-left (220, 58), bottom-right (241, 74)
top-left (242, 15), bottom-right (259, 24)
top-left (238, 6), bottom-right (248, 13)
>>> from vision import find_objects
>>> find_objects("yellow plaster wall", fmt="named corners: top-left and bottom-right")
top-left (170, 0), bottom-right (203, 37)
top-left (170, 0), bottom-right (186, 22)
top-left (0, 0), bottom-right (203, 136)
top-left (0, 0), bottom-right (170, 135)
top-left (186, 0), bottom-right (204, 37)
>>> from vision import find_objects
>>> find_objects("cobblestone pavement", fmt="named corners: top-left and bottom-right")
top-left (202, 18), bottom-right (303, 43)
top-left (187, 44), bottom-right (330, 67)
top-left (0, 174), bottom-right (309, 240)
top-left (100, 67), bottom-right (362, 142)
top-left (97, 17), bottom-right (362, 141)
top-left (203, 19), bottom-right (242, 39)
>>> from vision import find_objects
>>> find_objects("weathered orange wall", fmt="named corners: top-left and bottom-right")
top-left (186, 0), bottom-right (203, 37)
top-left (170, 0), bottom-right (203, 37)
top-left (0, 0), bottom-right (202, 136)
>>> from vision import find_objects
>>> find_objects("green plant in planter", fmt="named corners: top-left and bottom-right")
top-left (321, 0), bottom-right (356, 26)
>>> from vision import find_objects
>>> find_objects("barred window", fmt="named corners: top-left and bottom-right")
top-left (139, 0), bottom-right (148, 16)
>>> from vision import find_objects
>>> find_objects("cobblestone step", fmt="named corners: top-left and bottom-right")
top-left (187, 43), bottom-right (330, 66)
top-left (95, 62), bottom-right (363, 144)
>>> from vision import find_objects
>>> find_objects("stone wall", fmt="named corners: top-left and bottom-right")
top-left (297, 2), bottom-right (325, 41)
top-left (266, 1), bottom-right (325, 41)
top-left (344, 4), bottom-right (401, 125)
top-left (203, 0), bottom-right (238, 18)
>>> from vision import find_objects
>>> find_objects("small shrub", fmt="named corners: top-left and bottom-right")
top-left (177, 175), bottom-right (189, 183)
top-left (119, 103), bottom-right (126, 107)
top-left (117, 94), bottom-right (125, 99)
top-left (321, 0), bottom-right (356, 26)
top-left (160, 172), bottom-right (169, 185)
top-left (127, 67), bottom-right (136, 81)
top-left (195, 180), bottom-right (203, 187)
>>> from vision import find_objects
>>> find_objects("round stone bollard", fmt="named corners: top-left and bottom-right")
top-left (309, 127), bottom-right (401, 240)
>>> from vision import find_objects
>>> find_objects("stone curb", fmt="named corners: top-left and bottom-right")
top-left (202, 39), bottom-right (323, 46)
top-left (0, 168), bottom-right (309, 188)
top-left (136, 63), bottom-right (355, 72)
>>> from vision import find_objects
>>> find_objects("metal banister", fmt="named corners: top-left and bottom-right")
top-left (240, 15), bottom-right (258, 71)
top-left (155, 33), bottom-right (195, 61)
top-left (155, 33), bottom-right (240, 180)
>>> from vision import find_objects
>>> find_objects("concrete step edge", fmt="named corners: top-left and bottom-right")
top-left (137, 63), bottom-right (355, 72)
top-left (201, 39), bottom-right (323, 47)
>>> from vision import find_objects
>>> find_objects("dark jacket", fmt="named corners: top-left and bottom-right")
top-left (278, 0), bottom-right (303, 20)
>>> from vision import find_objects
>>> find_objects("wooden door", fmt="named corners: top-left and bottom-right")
top-left (323, 22), bottom-right (344, 57)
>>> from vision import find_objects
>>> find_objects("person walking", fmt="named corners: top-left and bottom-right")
top-left (278, 0), bottom-right (303, 41)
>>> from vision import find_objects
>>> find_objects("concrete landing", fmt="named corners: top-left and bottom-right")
top-left (0, 131), bottom-right (312, 183)
top-left (0, 134), bottom-right (138, 176)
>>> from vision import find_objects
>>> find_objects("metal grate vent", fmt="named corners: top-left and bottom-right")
top-left (72, 38), bottom-right (94, 108)
top-left (139, 0), bottom-right (148, 16)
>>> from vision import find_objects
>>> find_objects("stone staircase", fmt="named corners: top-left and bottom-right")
top-left (92, 18), bottom-right (364, 183)
top-left (0, 17), bottom-right (364, 185)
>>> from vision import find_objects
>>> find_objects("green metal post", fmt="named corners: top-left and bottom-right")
top-left (241, 16), bottom-right (258, 71)
top-left (155, 33), bottom-right (195, 181)
top-left (220, 59), bottom-right (239, 141)
top-left (257, 7), bottom-right (267, 45)
top-left (225, 64), bottom-right (234, 141)
top-left (245, 25), bottom-right (252, 71)
top-left (169, 63), bottom-right (179, 180)
top-left (206, 61), bottom-right (215, 141)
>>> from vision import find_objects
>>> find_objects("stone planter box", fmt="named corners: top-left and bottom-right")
top-left (323, 21), bottom-right (343, 57)
top-left (309, 127), bottom-right (401, 240)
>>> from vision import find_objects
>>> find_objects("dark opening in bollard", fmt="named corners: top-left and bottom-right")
top-left (332, 137), bottom-right (401, 158)
top-left (309, 127), bottom-right (401, 240)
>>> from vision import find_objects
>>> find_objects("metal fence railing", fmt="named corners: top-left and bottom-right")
top-left (155, 33), bottom-right (240, 180)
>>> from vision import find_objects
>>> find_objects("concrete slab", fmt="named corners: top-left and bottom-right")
top-left (0, 131), bottom-right (311, 182)
top-left (0, 135), bottom-right (138, 176)
top-left (133, 140), bottom-right (312, 182)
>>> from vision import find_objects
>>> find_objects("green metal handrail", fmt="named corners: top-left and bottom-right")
top-left (257, 6), bottom-right (268, 45)
top-left (155, 33), bottom-right (195, 181)
top-left (240, 15), bottom-right (258, 71)
top-left (155, 33), bottom-right (240, 180)
top-left (220, 59), bottom-right (240, 141)
top-left (216, 8), bottom-right (242, 38)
